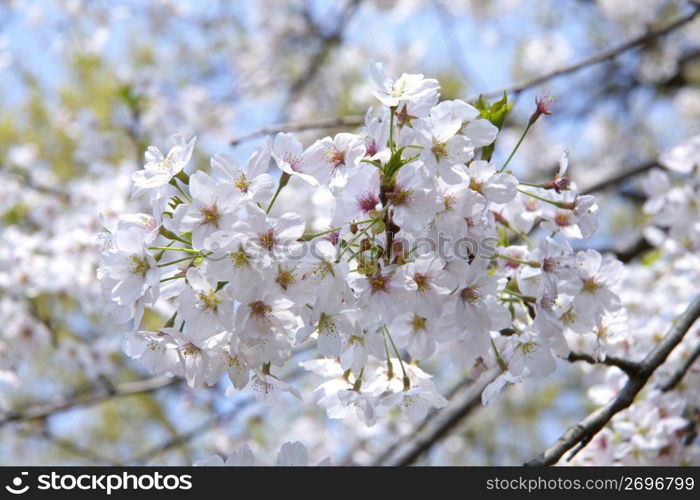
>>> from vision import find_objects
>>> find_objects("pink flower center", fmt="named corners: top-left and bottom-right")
top-left (284, 152), bottom-right (302, 171)
top-left (356, 191), bottom-right (380, 213)
top-left (326, 148), bottom-right (346, 168)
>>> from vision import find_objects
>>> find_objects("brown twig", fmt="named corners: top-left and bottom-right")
top-left (566, 351), bottom-right (642, 377)
top-left (285, 0), bottom-right (363, 105)
top-left (126, 398), bottom-right (254, 465)
top-left (580, 161), bottom-right (657, 195)
top-left (379, 370), bottom-right (500, 466)
top-left (369, 375), bottom-right (476, 466)
top-left (526, 295), bottom-right (700, 466)
top-left (660, 338), bottom-right (700, 392)
top-left (230, 115), bottom-right (364, 146)
top-left (0, 376), bottom-right (177, 426)
top-left (476, 3), bottom-right (700, 99)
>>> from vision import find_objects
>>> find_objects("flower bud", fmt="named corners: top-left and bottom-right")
top-left (529, 95), bottom-right (555, 125)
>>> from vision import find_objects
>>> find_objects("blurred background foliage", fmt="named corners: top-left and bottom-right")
top-left (0, 0), bottom-right (698, 465)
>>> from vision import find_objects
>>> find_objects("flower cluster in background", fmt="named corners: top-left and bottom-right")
top-left (2, 0), bottom-right (699, 467)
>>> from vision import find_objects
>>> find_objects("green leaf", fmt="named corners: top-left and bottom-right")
top-left (641, 248), bottom-right (662, 266)
top-left (477, 91), bottom-right (512, 130)
top-left (473, 92), bottom-right (513, 161)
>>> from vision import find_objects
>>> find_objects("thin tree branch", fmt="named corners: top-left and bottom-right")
top-left (34, 427), bottom-right (120, 466)
top-left (566, 351), bottom-right (642, 376)
top-left (369, 374), bottom-right (476, 466)
top-left (476, 3), bottom-right (700, 99)
top-left (126, 365), bottom-right (305, 464)
top-left (580, 161), bottom-right (656, 195)
top-left (526, 295), bottom-right (700, 466)
top-left (379, 370), bottom-right (500, 466)
top-left (286, 0), bottom-right (363, 105)
top-left (127, 397), bottom-right (254, 465)
top-left (432, 1), bottom-right (482, 87)
top-left (660, 338), bottom-right (700, 392)
top-left (0, 376), bottom-right (177, 426)
top-left (230, 115), bottom-right (364, 146)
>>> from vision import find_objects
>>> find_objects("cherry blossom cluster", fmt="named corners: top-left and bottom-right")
top-left (643, 135), bottom-right (700, 257)
top-left (0, 152), bottom-right (136, 409)
top-left (565, 138), bottom-right (700, 465)
top-left (568, 262), bottom-right (700, 465)
top-left (98, 64), bottom-right (623, 427)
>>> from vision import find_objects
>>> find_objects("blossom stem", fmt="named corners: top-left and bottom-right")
top-left (160, 274), bottom-right (186, 283)
top-left (175, 171), bottom-right (190, 184)
top-left (381, 328), bottom-right (394, 379)
top-left (299, 218), bottom-right (375, 241)
top-left (153, 239), bottom-right (176, 261)
top-left (501, 288), bottom-right (536, 303)
top-left (266, 172), bottom-right (291, 214)
top-left (159, 227), bottom-right (191, 245)
top-left (493, 253), bottom-right (540, 268)
top-left (338, 218), bottom-right (380, 259)
top-left (497, 218), bottom-right (534, 246)
top-left (353, 368), bottom-right (364, 391)
top-left (383, 326), bottom-right (410, 390)
top-left (490, 338), bottom-right (508, 371)
top-left (499, 122), bottom-right (532, 173)
top-left (388, 106), bottom-right (397, 153)
top-left (169, 178), bottom-right (192, 202)
top-left (163, 311), bottom-right (177, 328)
top-left (149, 246), bottom-right (199, 254)
top-left (157, 255), bottom-right (199, 267)
top-left (517, 188), bottom-right (571, 209)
